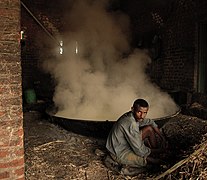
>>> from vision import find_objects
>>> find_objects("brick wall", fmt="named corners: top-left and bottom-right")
top-left (127, 0), bottom-right (207, 95)
top-left (160, 0), bottom-right (196, 91)
top-left (0, 0), bottom-right (24, 179)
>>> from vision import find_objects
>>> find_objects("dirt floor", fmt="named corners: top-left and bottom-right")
top-left (24, 107), bottom-right (207, 180)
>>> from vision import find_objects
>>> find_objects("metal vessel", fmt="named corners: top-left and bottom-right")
top-left (46, 106), bottom-right (181, 138)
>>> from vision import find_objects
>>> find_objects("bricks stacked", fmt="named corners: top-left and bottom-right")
top-left (0, 0), bottom-right (24, 179)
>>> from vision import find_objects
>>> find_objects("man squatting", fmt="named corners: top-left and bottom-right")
top-left (106, 98), bottom-right (167, 174)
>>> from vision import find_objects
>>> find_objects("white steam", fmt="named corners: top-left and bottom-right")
top-left (44, 0), bottom-right (178, 121)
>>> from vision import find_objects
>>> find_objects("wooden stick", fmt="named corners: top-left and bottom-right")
top-left (107, 171), bottom-right (111, 180)
top-left (34, 140), bottom-right (65, 150)
top-left (153, 141), bottom-right (207, 180)
top-left (85, 171), bottom-right (87, 180)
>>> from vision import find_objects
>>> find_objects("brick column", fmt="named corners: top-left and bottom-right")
top-left (0, 0), bottom-right (25, 179)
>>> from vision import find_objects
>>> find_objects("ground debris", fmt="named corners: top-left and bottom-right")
top-left (24, 111), bottom-right (207, 179)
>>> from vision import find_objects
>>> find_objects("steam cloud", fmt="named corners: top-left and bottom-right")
top-left (44, 0), bottom-right (178, 120)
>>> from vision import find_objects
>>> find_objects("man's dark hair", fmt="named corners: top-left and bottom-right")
top-left (133, 99), bottom-right (149, 111)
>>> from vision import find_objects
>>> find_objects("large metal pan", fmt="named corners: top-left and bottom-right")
top-left (46, 106), bottom-right (180, 138)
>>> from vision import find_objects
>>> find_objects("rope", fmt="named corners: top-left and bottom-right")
top-left (21, 1), bottom-right (60, 46)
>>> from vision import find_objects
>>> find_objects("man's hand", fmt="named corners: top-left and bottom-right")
top-left (161, 139), bottom-right (169, 151)
top-left (153, 127), bottom-right (169, 150)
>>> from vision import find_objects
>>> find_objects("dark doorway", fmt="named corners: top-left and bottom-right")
top-left (198, 22), bottom-right (207, 93)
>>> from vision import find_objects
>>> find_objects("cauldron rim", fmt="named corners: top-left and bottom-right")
top-left (45, 105), bottom-right (181, 138)
top-left (46, 106), bottom-right (181, 122)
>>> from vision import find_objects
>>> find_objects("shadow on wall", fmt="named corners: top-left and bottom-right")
top-left (167, 90), bottom-right (189, 106)
top-left (182, 93), bottom-right (207, 120)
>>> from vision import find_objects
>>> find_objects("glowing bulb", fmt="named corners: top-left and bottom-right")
top-left (20, 31), bottom-right (24, 40)
top-left (75, 41), bottom-right (78, 54)
top-left (60, 41), bottom-right (63, 46)
top-left (60, 47), bottom-right (63, 54)
top-left (59, 40), bottom-right (63, 55)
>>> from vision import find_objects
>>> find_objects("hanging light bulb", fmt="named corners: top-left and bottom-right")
top-left (75, 41), bottom-right (78, 54)
top-left (59, 40), bottom-right (63, 55)
top-left (20, 31), bottom-right (24, 40)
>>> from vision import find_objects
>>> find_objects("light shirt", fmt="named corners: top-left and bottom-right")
top-left (106, 111), bottom-right (158, 159)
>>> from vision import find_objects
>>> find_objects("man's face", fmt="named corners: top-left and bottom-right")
top-left (133, 106), bottom-right (148, 121)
